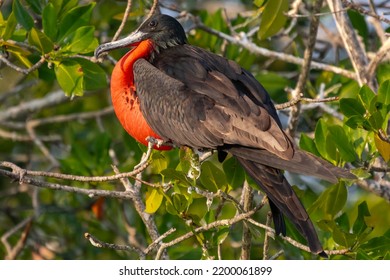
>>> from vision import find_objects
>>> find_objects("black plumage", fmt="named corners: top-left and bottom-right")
top-left (95, 14), bottom-right (355, 257)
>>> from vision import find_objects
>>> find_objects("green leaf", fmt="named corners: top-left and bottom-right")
top-left (0, 12), bottom-right (4, 37)
top-left (160, 169), bottom-right (192, 187)
top-left (91, 132), bottom-right (111, 172)
top-left (13, 0), bottom-right (34, 31)
top-left (309, 181), bottom-right (347, 218)
top-left (61, 26), bottom-right (98, 54)
top-left (344, 115), bottom-right (365, 129)
top-left (356, 249), bottom-right (373, 260)
top-left (299, 134), bottom-right (321, 157)
top-left (368, 111), bottom-right (384, 130)
top-left (378, 65), bottom-right (390, 84)
top-left (328, 125), bottom-right (357, 162)
top-left (28, 27), bottom-right (54, 54)
top-left (58, 3), bottom-right (95, 42)
top-left (165, 197), bottom-right (178, 215)
top-left (348, 10), bottom-right (368, 44)
top-left (25, 0), bottom-right (42, 14)
top-left (335, 212), bottom-right (350, 232)
top-left (378, 80), bottom-right (390, 105)
top-left (150, 152), bottom-right (168, 174)
top-left (325, 182), bottom-right (347, 218)
top-left (215, 227), bottom-right (230, 245)
top-left (145, 188), bottom-right (164, 214)
top-left (314, 119), bottom-right (329, 160)
top-left (360, 235), bottom-right (390, 257)
top-left (332, 225), bottom-right (356, 247)
top-left (253, 0), bottom-right (265, 7)
top-left (200, 161), bottom-right (228, 192)
top-left (172, 194), bottom-right (188, 213)
top-left (358, 85), bottom-right (376, 113)
top-left (54, 60), bottom-right (83, 96)
top-left (374, 134), bottom-right (390, 162)
top-left (258, 0), bottom-right (288, 39)
top-left (75, 59), bottom-right (107, 91)
top-left (340, 98), bottom-right (366, 118)
top-left (187, 198), bottom-right (208, 222)
top-left (353, 201), bottom-right (370, 235)
top-left (3, 12), bottom-right (17, 41)
top-left (42, 3), bottom-right (58, 41)
top-left (222, 157), bottom-right (245, 188)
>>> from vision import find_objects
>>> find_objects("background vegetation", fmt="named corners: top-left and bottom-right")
top-left (0, 0), bottom-right (389, 260)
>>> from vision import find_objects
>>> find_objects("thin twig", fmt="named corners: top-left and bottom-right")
top-left (287, 0), bottom-right (323, 137)
top-left (0, 168), bottom-right (135, 199)
top-left (144, 227), bottom-right (176, 254)
top-left (84, 232), bottom-right (146, 258)
top-left (240, 180), bottom-right (253, 260)
top-left (0, 161), bottom-right (150, 183)
top-left (155, 202), bottom-right (264, 260)
top-left (112, 0), bottom-right (133, 41)
top-left (367, 38), bottom-right (390, 82)
top-left (275, 96), bottom-right (339, 110)
top-left (194, 19), bottom-right (357, 81)
top-left (0, 55), bottom-right (45, 75)
top-left (262, 211), bottom-right (273, 260)
top-left (341, 0), bottom-right (390, 25)
top-left (0, 90), bottom-right (70, 122)
top-left (146, 0), bottom-right (160, 20)
top-left (1, 217), bottom-right (33, 260)
top-left (327, 0), bottom-right (374, 89)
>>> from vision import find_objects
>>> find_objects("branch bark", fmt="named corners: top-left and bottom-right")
top-left (327, 0), bottom-right (376, 90)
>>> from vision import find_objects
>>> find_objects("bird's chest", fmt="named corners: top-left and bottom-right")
top-left (110, 54), bottom-right (170, 150)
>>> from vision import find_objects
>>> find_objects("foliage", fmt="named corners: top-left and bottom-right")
top-left (0, 0), bottom-right (389, 260)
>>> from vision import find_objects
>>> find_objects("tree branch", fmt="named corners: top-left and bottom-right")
top-left (327, 0), bottom-right (375, 89)
top-left (287, 0), bottom-right (323, 137)
top-left (192, 17), bottom-right (357, 81)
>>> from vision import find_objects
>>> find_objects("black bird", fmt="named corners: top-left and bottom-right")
top-left (95, 14), bottom-right (355, 258)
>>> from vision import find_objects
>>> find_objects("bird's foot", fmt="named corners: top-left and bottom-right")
top-left (134, 138), bottom-right (156, 170)
top-left (193, 148), bottom-right (214, 163)
top-left (145, 136), bottom-right (172, 148)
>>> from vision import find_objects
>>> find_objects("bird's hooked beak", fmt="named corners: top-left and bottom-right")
top-left (94, 29), bottom-right (149, 58)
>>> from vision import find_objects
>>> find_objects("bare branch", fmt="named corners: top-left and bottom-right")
top-left (193, 18), bottom-right (357, 81)
top-left (341, 0), bottom-right (390, 25)
top-left (84, 232), bottom-right (146, 258)
top-left (287, 0), bottom-right (323, 137)
top-left (146, 0), bottom-right (160, 20)
top-left (327, 0), bottom-right (375, 89)
top-left (0, 55), bottom-right (45, 75)
top-left (0, 90), bottom-right (69, 122)
top-left (112, 0), bottom-right (133, 41)
top-left (276, 96), bottom-right (339, 110)
top-left (367, 38), bottom-right (390, 82)
top-left (1, 217), bottom-right (33, 260)
top-left (0, 168), bottom-right (135, 199)
top-left (0, 161), bottom-right (150, 183)
top-left (155, 202), bottom-right (264, 260)
top-left (240, 180), bottom-right (253, 260)
top-left (262, 211), bottom-right (273, 260)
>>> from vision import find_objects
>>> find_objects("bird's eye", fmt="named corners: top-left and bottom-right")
top-left (149, 20), bottom-right (157, 28)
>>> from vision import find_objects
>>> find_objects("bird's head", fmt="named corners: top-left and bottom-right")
top-left (94, 14), bottom-right (187, 58)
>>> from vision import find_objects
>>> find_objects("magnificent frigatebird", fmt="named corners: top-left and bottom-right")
top-left (95, 14), bottom-right (355, 258)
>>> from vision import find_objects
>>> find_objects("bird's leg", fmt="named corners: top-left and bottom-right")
top-left (193, 149), bottom-right (214, 163)
top-left (134, 136), bottom-right (174, 169)
top-left (134, 139), bottom-right (154, 170)
top-left (145, 136), bottom-right (165, 148)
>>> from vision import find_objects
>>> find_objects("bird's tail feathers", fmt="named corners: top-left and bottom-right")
top-left (234, 156), bottom-right (327, 257)
top-left (228, 146), bottom-right (355, 183)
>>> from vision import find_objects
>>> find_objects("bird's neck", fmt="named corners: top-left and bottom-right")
top-left (111, 39), bottom-right (154, 96)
